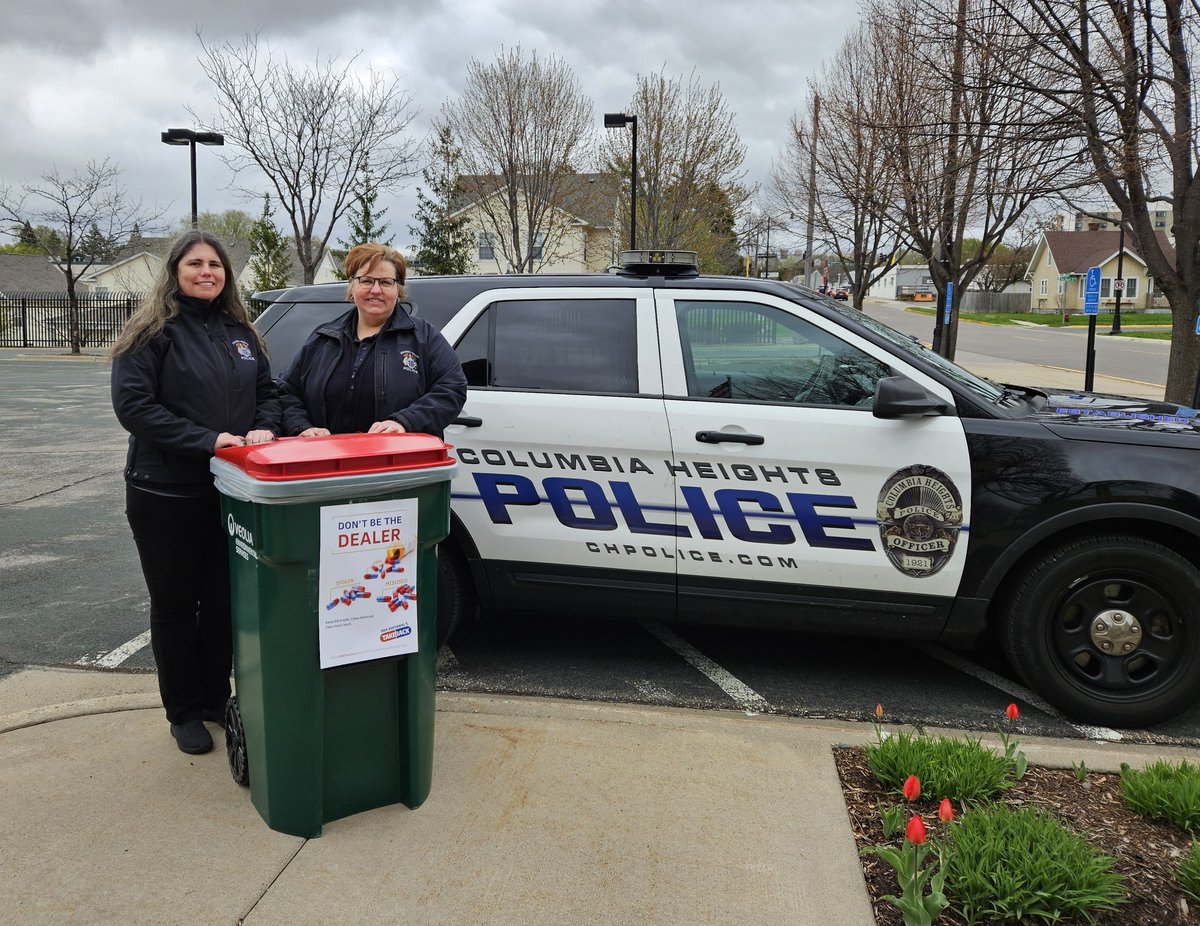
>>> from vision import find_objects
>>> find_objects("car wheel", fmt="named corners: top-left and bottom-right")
top-left (1001, 534), bottom-right (1200, 727)
top-left (436, 543), bottom-right (474, 649)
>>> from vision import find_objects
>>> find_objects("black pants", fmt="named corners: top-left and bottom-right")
top-left (125, 485), bottom-right (232, 724)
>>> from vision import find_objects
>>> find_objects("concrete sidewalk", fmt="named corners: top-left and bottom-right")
top-left (2, 666), bottom-right (1192, 926)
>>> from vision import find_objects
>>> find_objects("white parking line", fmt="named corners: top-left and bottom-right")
top-left (75, 629), bottom-right (152, 668)
top-left (917, 643), bottom-right (1123, 741)
top-left (641, 621), bottom-right (768, 713)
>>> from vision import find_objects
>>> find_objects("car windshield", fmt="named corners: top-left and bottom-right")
top-left (817, 298), bottom-right (1007, 403)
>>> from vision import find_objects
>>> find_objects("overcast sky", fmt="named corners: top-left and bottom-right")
top-left (0, 0), bottom-right (862, 250)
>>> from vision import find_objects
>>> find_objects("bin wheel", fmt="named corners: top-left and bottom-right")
top-left (224, 696), bottom-right (250, 786)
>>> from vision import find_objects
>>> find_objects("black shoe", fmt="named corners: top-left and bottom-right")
top-left (170, 720), bottom-right (214, 755)
top-left (201, 707), bottom-right (226, 725)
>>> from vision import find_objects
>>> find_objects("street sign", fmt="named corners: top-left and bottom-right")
top-left (944, 282), bottom-right (953, 324)
top-left (1113, 278), bottom-right (1125, 291)
top-left (1195, 314), bottom-right (1200, 336)
top-left (1084, 266), bottom-right (1101, 316)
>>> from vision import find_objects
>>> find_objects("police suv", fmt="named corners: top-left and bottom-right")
top-left (255, 251), bottom-right (1200, 728)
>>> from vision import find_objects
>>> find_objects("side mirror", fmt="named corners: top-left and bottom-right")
top-left (873, 375), bottom-right (951, 419)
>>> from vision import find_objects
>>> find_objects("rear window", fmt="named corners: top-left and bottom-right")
top-left (258, 302), bottom-right (349, 370)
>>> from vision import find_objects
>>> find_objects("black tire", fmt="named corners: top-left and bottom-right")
top-left (1001, 534), bottom-right (1200, 727)
top-left (436, 543), bottom-right (474, 649)
top-left (224, 696), bottom-right (250, 786)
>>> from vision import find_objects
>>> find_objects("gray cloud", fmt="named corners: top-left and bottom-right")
top-left (0, 0), bottom-right (858, 246)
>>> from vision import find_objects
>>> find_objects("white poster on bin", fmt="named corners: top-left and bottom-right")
top-left (317, 499), bottom-right (419, 668)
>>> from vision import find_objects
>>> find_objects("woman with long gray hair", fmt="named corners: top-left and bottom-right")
top-left (111, 229), bottom-right (279, 755)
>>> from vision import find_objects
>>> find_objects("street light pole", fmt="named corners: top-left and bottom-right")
top-left (161, 128), bottom-right (225, 227)
top-left (604, 113), bottom-right (638, 251)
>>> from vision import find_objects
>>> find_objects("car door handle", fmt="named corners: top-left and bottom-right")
top-left (695, 430), bottom-right (764, 445)
top-left (452, 415), bottom-right (483, 428)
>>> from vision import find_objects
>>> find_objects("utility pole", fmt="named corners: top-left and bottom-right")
top-left (803, 94), bottom-right (819, 288)
top-left (1110, 221), bottom-right (1126, 334)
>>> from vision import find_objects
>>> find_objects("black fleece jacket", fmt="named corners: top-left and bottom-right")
top-left (111, 297), bottom-right (280, 493)
top-left (277, 306), bottom-right (467, 437)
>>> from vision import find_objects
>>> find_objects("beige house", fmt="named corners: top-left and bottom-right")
top-left (451, 173), bottom-right (620, 274)
top-left (80, 251), bottom-right (161, 294)
top-left (1025, 230), bottom-right (1173, 314)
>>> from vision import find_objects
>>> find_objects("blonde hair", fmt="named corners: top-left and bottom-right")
top-left (343, 242), bottom-right (408, 301)
top-left (111, 230), bottom-right (261, 356)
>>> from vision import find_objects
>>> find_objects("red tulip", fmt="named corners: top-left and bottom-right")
top-left (939, 798), bottom-right (955, 822)
top-left (875, 703), bottom-right (884, 719)
top-left (906, 814), bottom-right (927, 844)
top-left (1006, 703), bottom-right (1020, 721)
top-left (903, 775), bottom-right (921, 800)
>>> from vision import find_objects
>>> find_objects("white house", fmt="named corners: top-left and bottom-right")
top-left (450, 173), bottom-right (620, 274)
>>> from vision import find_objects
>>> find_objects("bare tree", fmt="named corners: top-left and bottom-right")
top-left (441, 46), bottom-right (593, 274)
top-left (863, 0), bottom-right (1076, 356)
top-left (0, 159), bottom-right (159, 353)
top-left (196, 34), bottom-right (418, 284)
top-left (773, 20), bottom-right (908, 308)
top-left (602, 68), bottom-right (750, 272)
top-left (987, 0), bottom-right (1200, 404)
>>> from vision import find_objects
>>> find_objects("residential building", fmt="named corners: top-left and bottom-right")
top-left (1074, 208), bottom-right (1174, 241)
top-left (450, 173), bottom-right (619, 274)
top-left (0, 254), bottom-right (70, 295)
top-left (1025, 230), bottom-right (1173, 313)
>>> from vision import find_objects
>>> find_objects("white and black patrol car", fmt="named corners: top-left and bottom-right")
top-left (255, 251), bottom-right (1200, 728)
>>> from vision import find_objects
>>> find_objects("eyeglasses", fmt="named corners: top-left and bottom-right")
top-left (353, 275), bottom-right (398, 291)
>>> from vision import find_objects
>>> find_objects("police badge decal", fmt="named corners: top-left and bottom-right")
top-left (877, 464), bottom-right (963, 577)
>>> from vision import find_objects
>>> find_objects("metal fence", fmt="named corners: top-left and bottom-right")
top-left (0, 292), bottom-right (143, 348)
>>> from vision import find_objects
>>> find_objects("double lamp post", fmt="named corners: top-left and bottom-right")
top-left (160, 128), bottom-right (224, 227)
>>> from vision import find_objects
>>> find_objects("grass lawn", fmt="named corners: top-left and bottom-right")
top-left (905, 307), bottom-right (1173, 339)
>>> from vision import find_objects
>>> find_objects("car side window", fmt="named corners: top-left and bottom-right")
top-left (675, 300), bottom-right (890, 408)
top-left (455, 298), bottom-right (638, 393)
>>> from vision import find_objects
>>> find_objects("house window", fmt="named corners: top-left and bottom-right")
top-left (1123, 277), bottom-right (1138, 299)
top-left (1039, 279), bottom-right (1048, 296)
top-left (1078, 278), bottom-right (1086, 299)
top-left (1100, 278), bottom-right (1112, 298)
top-left (531, 232), bottom-right (545, 261)
top-left (1057, 279), bottom-right (1064, 295)
top-left (478, 232), bottom-right (495, 261)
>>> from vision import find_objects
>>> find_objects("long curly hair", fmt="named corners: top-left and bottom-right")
top-left (110, 229), bottom-right (262, 356)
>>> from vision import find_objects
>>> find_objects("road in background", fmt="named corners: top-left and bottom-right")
top-left (863, 298), bottom-right (1168, 393)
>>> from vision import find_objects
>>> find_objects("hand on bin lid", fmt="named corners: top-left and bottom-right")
top-left (214, 433), bottom-right (455, 481)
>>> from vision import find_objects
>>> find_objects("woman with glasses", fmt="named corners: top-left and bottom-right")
top-left (277, 242), bottom-right (466, 439)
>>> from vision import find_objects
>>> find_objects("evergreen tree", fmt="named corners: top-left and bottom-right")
top-left (332, 158), bottom-right (393, 278)
top-left (409, 125), bottom-right (475, 275)
top-left (80, 222), bottom-right (116, 261)
top-left (242, 194), bottom-right (292, 308)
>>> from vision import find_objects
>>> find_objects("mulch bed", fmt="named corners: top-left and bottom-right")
top-left (834, 746), bottom-right (1196, 925)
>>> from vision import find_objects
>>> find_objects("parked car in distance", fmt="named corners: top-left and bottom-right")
top-left (254, 251), bottom-right (1200, 728)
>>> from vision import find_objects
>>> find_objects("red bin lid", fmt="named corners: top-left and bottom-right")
top-left (214, 433), bottom-right (455, 481)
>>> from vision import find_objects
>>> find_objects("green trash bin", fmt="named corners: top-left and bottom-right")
top-left (210, 432), bottom-right (457, 838)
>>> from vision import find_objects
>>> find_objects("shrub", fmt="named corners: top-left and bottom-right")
top-left (866, 729), bottom-right (1016, 804)
top-left (1178, 842), bottom-right (1200, 901)
top-left (945, 804), bottom-right (1126, 923)
top-left (1120, 759), bottom-right (1200, 832)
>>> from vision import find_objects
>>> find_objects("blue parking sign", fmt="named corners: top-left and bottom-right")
top-left (1084, 266), bottom-right (1101, 316)
top-left (944, 282), bottom-right (953, 323)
